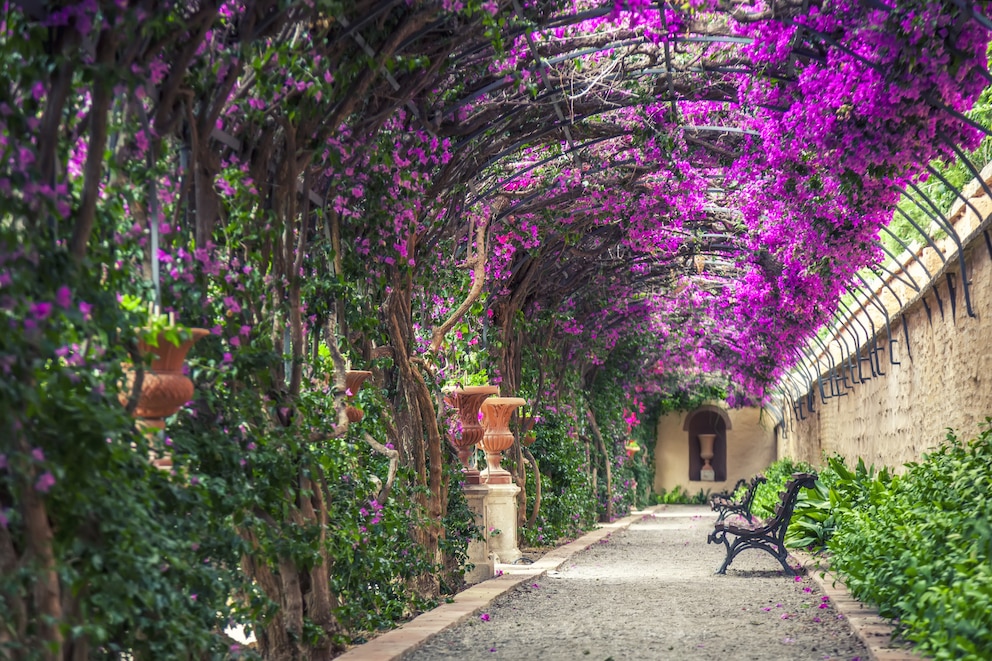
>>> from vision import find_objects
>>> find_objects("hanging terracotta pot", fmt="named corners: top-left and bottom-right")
top-left (345, 370), bottom-right (373, 423)
top-left (449, 385), bottom-right (499, 480)
top-left (121, 327), bottom-right (209, 431)
top-left (120, 327), bottom-right (208, 470)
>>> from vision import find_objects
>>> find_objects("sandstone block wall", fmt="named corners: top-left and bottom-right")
top-left (779, 189), bottom-right (992, 471)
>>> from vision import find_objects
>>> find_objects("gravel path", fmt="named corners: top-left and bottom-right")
top-left (401, 505), bottom-right (869, 661)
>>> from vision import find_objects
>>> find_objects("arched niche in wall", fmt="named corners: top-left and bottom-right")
top-left (684, 406), bottom-right (731, 482)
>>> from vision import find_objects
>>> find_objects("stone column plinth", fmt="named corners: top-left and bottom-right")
top-left (486, 482), bottom-right (522, 564)
top-left (462, 483), bottom-right (494, 584)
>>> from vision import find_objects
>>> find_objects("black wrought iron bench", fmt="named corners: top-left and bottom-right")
top-left (709, 474), bottom-right (767, 523)
top-left (707, 472), bottom-right (817, 575)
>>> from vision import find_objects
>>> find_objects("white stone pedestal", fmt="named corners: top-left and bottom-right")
top-left (486, 482), bottom-right (522, 564)
top-left (463, 483), bottom-right (493, 584)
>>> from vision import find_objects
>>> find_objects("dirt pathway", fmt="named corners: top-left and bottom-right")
top-left (401, 506), bottom-right (869, 661)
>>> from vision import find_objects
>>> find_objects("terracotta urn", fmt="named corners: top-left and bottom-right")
top-left (121, 327), bottom-right (209, 431)
top-left (449, 385), bottom-right (499, 482)
top-left (698, 433), bottom-right (717, 481)
top-left (480, 396), bottom-right (526, 484)
top-left (345, 370), bottom-right (373, 423)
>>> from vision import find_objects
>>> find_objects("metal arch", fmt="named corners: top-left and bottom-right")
top-left (836, 297), bottom-right (880, 380)
top-left (850, 272), bottom-right (901, 369)
top-left (856, 258), bottom-right (914, 363)
top-left (926, 150), bottom-right (992, 226)
top-left (762, 400), bottom-right (786, 429)
top-left (808, 331), bottom-right (845, 399)
top-left (892, 202), bottom-right (949, 267)
top-left (829, 307), bottom-right (871, 384)
top-left (878, 225), bottom-right (931, 291)
top-left (906, 175), bottom-right (976, 318)
top-left (788, 346), bottom-right (819, 413)
top-left (822, 317), bottom-right (857, 392)
top-left (811, 325), bottom-right (852, 397)
top-left (799, 340), bottom-right (833, 405)
top-left (930, 100), bottom-right (992, 139)
top-left (871, 251), bottom-right (916, 299)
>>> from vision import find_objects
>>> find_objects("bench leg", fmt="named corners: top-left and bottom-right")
top-left (712, 535), bottom-right (798, 576)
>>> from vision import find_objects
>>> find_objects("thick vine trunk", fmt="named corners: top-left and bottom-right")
top-left (523, 447), bottom-right (542, 528)
top-left (587, 409), bottom-right (613, 522)
top-left (384, 275), bottom-right (445, 599)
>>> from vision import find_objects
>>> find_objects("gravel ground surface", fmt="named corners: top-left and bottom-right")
top-left (401, 505), bottom-right (870, 661)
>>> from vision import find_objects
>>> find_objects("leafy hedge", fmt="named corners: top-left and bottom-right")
top-left (649, 486), bottom-right (710, 505)
top-left (755, 422), bottom-right (992, 660)
top-left (827, 423), bottom-right (992, 660)
top-left (738, 456), bottom-right (816, 520)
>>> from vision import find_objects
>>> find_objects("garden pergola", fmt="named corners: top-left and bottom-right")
top-left (3, 0), bottom-right (991, 658)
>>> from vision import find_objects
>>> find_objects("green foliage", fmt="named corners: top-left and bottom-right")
top-left (0, 242), bottom-right (249, 658)
top-left (827, 422), bottom-right (992, 660)
top-left (520, 413), bottom-right (597, 546)
top-left (746, 456), bottom-right (817, 520)
top-left (787, 455), bottom-right (894, 550)
top-left (649, 485), bottom-right (710, 505)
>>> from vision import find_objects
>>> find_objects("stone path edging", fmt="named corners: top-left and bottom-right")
top-left (789, 549), bottom-right (926, 661)
top-left (334, 507), bottom-right (660, 661)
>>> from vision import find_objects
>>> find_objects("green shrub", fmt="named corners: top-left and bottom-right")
top-left (828, 421), bottom-right (992, 660)
top-left (649, 485), bottom-right (710, 505)
top-left (788, 455), bottom-right (894, 550)
top-left (746, 456), bottom-right (817, 520)
top-left (520, 413), bottom-right (597, 547)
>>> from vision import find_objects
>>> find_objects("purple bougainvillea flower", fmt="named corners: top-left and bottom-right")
top-left (31, 447), bottom-right (45, 462)
top-left (31, 302), bottom-right (53, 321)
top-left (55, 285), bottom-right (71, 308)
top-left (479, 613), bottom-right (490, 622)
top-left (35, 472), bottom-right (55, 493)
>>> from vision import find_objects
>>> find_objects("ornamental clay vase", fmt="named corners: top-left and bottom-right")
top-left (120, 327), bottom-right (208, 470)
top-left (121, 327), bottom-right (209, 431)
top-left (698, 433), bottom-right (717, 481)
top-left (345, 370), bottom-right (373, 423)
top-left (448, 385), bottom-right (499, 482)
top-left (480, 396), bottom-right (526, 484)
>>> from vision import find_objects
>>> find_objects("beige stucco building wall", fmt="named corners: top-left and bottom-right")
top-left (653, 404), bottom-right (777, 494)
top-left (777, 173), bottom-right (992, 470)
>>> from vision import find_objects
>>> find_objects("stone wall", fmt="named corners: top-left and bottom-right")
top-left (779, 180), bottom-right (992, 470)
